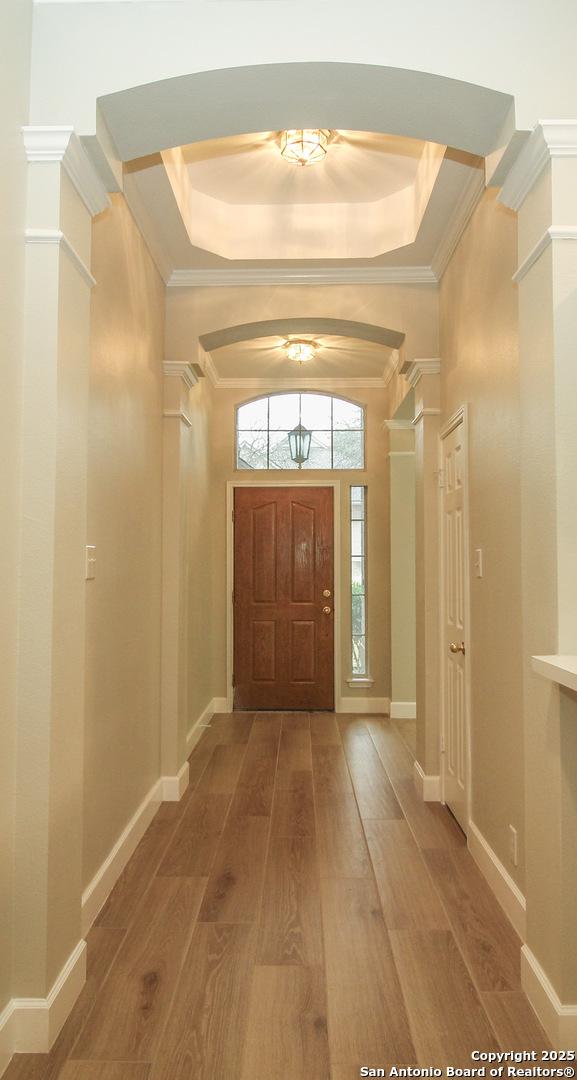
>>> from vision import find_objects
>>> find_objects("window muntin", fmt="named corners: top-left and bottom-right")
top-left (351, 486), bottom-right (367, 676)
top-left (236, 393), bottom-right (365, 470)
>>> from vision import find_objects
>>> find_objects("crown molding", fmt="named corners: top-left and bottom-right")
top-left (500, 121), bottom-right (577, 211)
top-left (431, 168), bottom-right (485, 280)
top-left (400, 358), bottom-right (441, 388)
top-left (513, 225), bottom-right (577, 283)
top-left (25, 228), bottom-right (96, 287)
top-left (163, 361), bottom-right (198, 389)
top-left (204, 375), bottom-right (390, 391)
top-left (382, 349), bottom-right (402, 388)
top-left (22, 126), bottom-right (110, 218)
top-left (167, 265), bottom-right (439, 288)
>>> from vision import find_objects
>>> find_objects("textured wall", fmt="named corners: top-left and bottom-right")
top-left (0, 0), bottom-right (32, 1021)
top-left (83, 194), bottom-right (165, 888)
top-left (440, 188), bottom-right (523, 886)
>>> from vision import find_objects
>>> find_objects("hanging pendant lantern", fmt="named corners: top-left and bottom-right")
top-left (288, 423), bottom-right (312, 466)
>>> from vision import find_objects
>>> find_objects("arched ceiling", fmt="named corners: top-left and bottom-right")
top-left (98, 63), bottom-right (513, 160)
top-left (200, 318), bottom-right (405, 353)
top-left (110, 63), bottom-right (491, 280)
top-left (202, 332), bottom-right (400, 384)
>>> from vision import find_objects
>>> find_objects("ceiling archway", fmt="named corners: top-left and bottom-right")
top-left (200, 318), bottom-right (405, 354)
top-left (98, 62), bottom-right (514, 161)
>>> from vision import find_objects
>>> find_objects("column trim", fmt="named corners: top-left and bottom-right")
top-left (162, 409), bottom-right (192, 427)
top-left (22, 126), bottom-right (110, 218)
top-left (513, 225), bottom-right (577, 283)
top-left (25, 228), bottom-right (96, 288)
top-left (500, 120), bottom-right (577, 211)
top-left (413, 406), bottom-right (441, 425)
top-left (163, 361), bottom-right (198, 389)
top-left (401, 358), bottom-right (441, 388)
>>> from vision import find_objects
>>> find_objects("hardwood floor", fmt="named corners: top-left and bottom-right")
top-left (5, 712), bottom-right (549, 1080)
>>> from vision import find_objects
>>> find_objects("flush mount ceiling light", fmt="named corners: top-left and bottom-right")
top-left (285, 339), bottom-right (317, 364)
top-left (280, 129), bottom-right (330, 166)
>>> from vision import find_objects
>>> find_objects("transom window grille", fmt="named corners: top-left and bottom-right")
top-left (351, 486), bottom-right (367, 676)
top-left (236, 393), bottom-right (365, 470)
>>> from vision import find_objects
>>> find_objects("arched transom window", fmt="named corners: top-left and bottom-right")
top-left (236, 393), bottom-right (365, 470)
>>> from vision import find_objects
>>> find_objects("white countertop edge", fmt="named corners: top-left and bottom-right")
top-left (531, 655), bottom-right (577, 693)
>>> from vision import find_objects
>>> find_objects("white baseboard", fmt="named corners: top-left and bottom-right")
top-left (0, 939), bottom-right (86, 1067)
top-left (160, 761), bottom-right (189, 802)
top-left (521, 945), bottom-right (577, 1047)
top-left (413, 760), bottom-right (441, 801)
top-left (186, 699), bottom-right (215, 757)
top-left (0, 1001), bottom-right (14, 1078)
top-left (186, 697), bottom-right (229, 757)
top-left (391, 701), bottom-right (416, 719)
top-left (81, 778), bottom-right (162, 935)
top-left (337, 696), bottom-right (390, 714)
top-left (467, 820), bottom-right (526, 940)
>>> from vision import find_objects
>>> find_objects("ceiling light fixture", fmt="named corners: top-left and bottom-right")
top-left (280, 129), bottom-right (330, 166)
top-left (285, 339), bottom-right (317, 364)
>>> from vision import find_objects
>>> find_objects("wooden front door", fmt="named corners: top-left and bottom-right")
top-left (233, 486), bottom-right (334, 710)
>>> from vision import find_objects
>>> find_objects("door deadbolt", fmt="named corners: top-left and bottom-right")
top-left (323, 589), bottom-right (331, 597)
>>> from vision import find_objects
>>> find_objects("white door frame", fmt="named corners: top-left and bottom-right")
top-left (439, 405), bottom-right (472, 832)
top-left (226, 479), bottom-right (342, 712)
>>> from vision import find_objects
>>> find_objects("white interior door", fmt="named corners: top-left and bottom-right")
top-left (441, 415), bottom-right (469, 832)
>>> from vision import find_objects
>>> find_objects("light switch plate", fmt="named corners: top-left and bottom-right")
top-left (85, 545), bottom-right (96, 581)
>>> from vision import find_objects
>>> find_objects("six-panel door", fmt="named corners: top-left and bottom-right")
top-left (233, 486), bottom-right (334, 710)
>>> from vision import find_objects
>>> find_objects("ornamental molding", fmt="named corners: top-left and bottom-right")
top-left (383, 419), bottom-right (414, 431)
top-left (400, 358), bottom-right (441, 388)
top-left (513, 225), bottom-right (577, 283)
top-left (500, 121), bottom-right (577, 211)
top-left (163, 410), bottom-right (192, 427)
top-left (163, 361), bottom-right (198, 389)
top-left (25, 228), bottom-right (96, 287)
top-left (431, 168), bottom-right (485, 280)
top-left (22, 126), bottom-right (110, 218)
top-left (413, 406), bottom-right (442, 425)
top-left (167, 266), bottom-right (439, 288)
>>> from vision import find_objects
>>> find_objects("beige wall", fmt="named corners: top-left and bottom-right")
top-left (166, 282), bottom-right (439, 369)
top-left (83, 194), bottom-right (165, 888)
top-left (389, 429), bottom-right (416, 703)
top-left (440, 188), bottom-right (523, 886)
top-left (209, 384), bottom-right (391, 704)
top-left (184, 375), bottom-right (215, 731)
top-left (0, 0), bottom-right (32, 1019)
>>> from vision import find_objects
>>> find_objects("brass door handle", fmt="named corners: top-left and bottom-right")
top-left (322, 606), bottom-right (332, 615)
top-left (449, 641), bottom-right (466, 655)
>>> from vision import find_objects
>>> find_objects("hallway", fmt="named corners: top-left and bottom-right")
top-left (6, 712), bottom-right (548, 1080)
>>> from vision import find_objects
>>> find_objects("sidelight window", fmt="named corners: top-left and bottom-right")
top-left (236, 392), bottom-right (364, 470)
top-left (351, 485), bottom-right (367, 676)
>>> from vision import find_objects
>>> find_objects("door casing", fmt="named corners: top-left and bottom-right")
top-left (439, 405), bottom-right (472, 832)
top-left (226, 480), bottom-right (342, 711)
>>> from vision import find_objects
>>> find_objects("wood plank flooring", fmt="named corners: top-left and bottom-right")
top-left (6, 712), bottom-right (550, 1080)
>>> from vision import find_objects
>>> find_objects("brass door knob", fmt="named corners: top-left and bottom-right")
top-left (322, 606), bottom-right (332, 615)
top-left (449, 641), bottom-right (466, 655)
